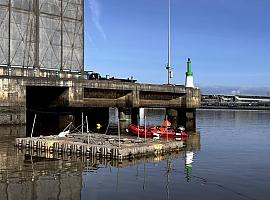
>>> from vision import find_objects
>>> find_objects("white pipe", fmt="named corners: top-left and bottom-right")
top-left (144, 116), bottom-right (147, 144)
top-left (86, 116), bottom-right (89, 133)
top-left (30, 114), bottom-right (37, 138)
top-left (118, 116), bottom-right (121, 147)
top-left (137, 114), bottom-right (140, 139)
top-left (86, 116), bottom-right (90, 145)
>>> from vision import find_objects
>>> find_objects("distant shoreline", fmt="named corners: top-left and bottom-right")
top-left (199, 106), bottom-right (270, 111)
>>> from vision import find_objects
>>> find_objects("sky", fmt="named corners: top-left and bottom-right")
top-left (84, 0), bottom-right (270, 87)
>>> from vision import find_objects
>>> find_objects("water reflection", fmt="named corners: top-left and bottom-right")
top-left (185, 151), bottom-right (194, 182)
top-left (0, 128), bottom-right (200, 200)
top-left (1, 109), bottom-right (269, 199)
top-left (0, 152), bottom-right (83, 199)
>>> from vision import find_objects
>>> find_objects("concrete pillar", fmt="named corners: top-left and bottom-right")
top-left (177, 108), bottom-right (196, 131)
top-left (186, 109), bottom-right (196, 131)
top-left (118, 107), bottom-right (132, 134)
top-left (166, 108), bottom-right (178, 128)
top-left (131, 108), bottom-right (139, 125)
top-left (165, 108), bottom-right (197, 131)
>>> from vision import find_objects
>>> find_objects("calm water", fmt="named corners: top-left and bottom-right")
top-left (0, 109), bottom-right (270, 200)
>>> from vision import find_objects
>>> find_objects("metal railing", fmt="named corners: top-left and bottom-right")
top-left (0, 66), bottom-right (86, 80)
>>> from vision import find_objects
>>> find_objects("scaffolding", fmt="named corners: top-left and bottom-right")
top-left (0, 0), bottom-right (84, 72)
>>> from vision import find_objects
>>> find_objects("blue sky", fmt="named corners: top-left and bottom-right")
top-left (84, 0), bottom-right (270, 87)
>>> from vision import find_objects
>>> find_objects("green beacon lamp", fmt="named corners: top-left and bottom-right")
top-left (185, 58), bottom-right (194, 88)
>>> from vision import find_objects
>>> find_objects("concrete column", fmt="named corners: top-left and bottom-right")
top-left (118, 107), bottom-right (132, 134)
top-left (187, 109), bottom-right (196, 131)
top-left (166, 108), bottom-right (178, 128)
top-left (131, 89), bottom-right (140, 107)
top-left (131, 108), bottom-right (139, 125)
top-left (177, 108), bottom-right (196, 131)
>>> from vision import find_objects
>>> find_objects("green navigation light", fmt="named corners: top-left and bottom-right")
top-left (186, 58), bottom-right (193, 76)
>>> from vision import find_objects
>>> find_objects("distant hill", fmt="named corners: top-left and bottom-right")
top-left (199, 86), bottom-right (270, 96)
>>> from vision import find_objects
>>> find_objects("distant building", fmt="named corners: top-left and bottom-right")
top-left (201, 94), bottom-right (270, 107)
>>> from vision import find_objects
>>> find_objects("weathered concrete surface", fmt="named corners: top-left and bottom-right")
top-left (0, 67), bottom-right (201, 125)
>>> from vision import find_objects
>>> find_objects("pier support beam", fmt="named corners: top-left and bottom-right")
top-left (166, 108), bottom-right (196, 131)
top-left (166, 108), bottom-right (178, 128)
top-left (177, 109), bottom-right (196, 132)
top-left (131, 108), bottom-right (139, 125)
top-left (118, 107), bottom-right (133, 133)
top-left (118, 108), bottom-right (131, 121)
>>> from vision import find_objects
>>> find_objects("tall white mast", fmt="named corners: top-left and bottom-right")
top-left (166, 0), bottom-right (172, 84)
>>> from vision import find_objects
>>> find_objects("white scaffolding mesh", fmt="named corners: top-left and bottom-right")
top-left (0, 0), bottom-right (83, 71)
top-left (0, 4), bottom-right (9, 65)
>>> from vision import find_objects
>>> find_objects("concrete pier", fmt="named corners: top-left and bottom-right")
top-left (0, 67), bottom-right (201, 133)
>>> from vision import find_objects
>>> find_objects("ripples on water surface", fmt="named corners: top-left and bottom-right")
top-left (0, 109), bottom-right (270, 200)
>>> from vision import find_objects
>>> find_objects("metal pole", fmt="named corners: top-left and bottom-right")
top-left (137, 114), bottom-right (140, 139)
top-left (86, 116), bottom-right (89, 133)
top-left (118, 117), bottom-right (120, 147)
top-left (81, 112), bottom-right (84, 134)
top-left (105, 121), bottom-right (110, 135)
top-left (8, 0), bottom-right (11, 67)
top-left (31, 114), bottom-right (37, 138)
top-left (166, 0), bottom-right (171, 84)
top-left (82, 0), bottom-right (85, 75)
top-left (60, 0), bottom-right (63, 70)
top-left (35, 0), bottom-right (39, 69)
top-left (86, 116), bottom-right (90, 145)
top-left (144, 116), bottom-right (146, 144)
top-left (166, 115), bottom-right (168, 141)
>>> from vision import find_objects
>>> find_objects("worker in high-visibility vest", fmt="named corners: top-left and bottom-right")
top-left (96, 123), bottom-right (102, 133)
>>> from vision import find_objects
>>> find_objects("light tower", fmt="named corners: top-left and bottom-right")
top-left (185, 58), bottom-right (194, 88)
top-left (166, 0), bottom-right (173, 84)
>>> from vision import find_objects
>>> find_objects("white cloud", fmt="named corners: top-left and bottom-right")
top-left (88, 0), bottom-right (107, 40)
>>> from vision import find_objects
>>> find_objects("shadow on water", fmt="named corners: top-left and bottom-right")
top-left (26, 108), bottom-right (110, 137)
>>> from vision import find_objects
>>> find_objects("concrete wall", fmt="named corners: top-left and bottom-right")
top-left (0, 76), bottom-right (26, 124)
top-left (0, 74), bottom-right (201, 125)
top-left (81, 81), bottom-right (201, 109)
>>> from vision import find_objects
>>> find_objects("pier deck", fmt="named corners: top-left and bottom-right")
top-left (15, 133), bottom-right (185, 160)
